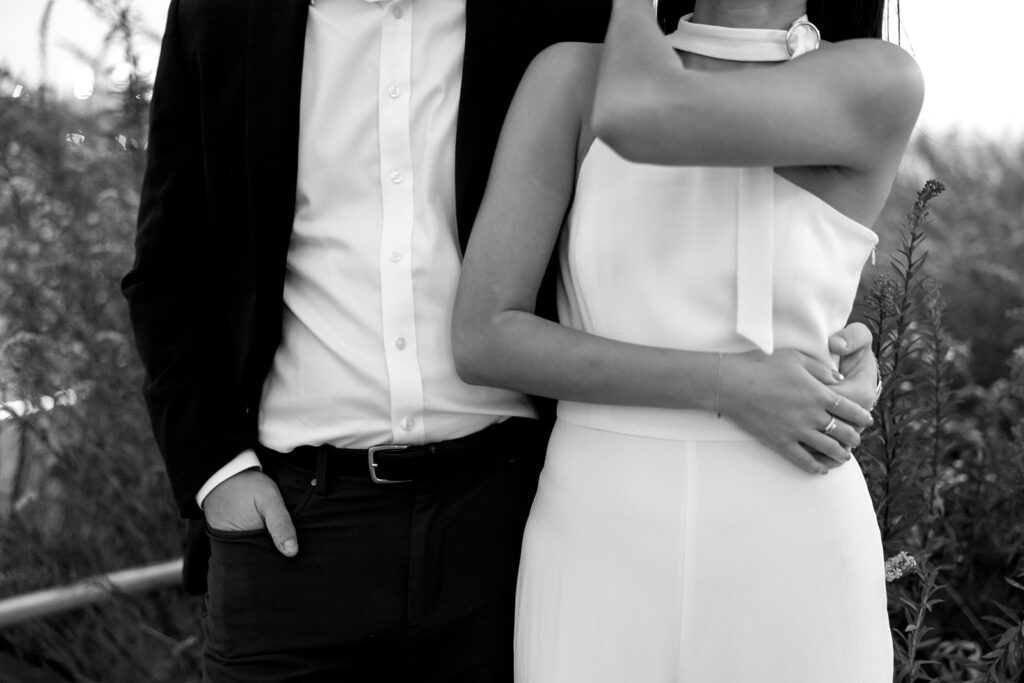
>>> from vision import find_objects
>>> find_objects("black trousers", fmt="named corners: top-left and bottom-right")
top-left (201, 418), bottom-right (545, 682)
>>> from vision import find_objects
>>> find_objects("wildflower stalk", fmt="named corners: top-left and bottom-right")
top-left (893, 562), bottom-right (944, 683)
top-left (862, 179), bottom-right (946, 542)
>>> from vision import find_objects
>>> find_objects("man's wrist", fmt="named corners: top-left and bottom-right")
top-left (195, 450), bottom-right (262, 509)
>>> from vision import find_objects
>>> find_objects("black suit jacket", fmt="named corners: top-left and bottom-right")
top-left (122, 0), bottom-right (623, 520)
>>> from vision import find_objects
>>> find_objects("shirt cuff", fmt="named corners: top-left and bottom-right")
top-left (195, 450), bottom-right (263, 510)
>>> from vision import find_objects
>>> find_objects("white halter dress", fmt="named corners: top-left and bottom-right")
top-left (513, 17), bottom-right (893, 683)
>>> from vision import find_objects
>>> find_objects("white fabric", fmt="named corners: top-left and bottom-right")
top-left (735, 167), bottom-right (775, 352)
top-left (557, 140), bottom-right (877, 361)
top-left (516, 420), bottom-right (893, 681)
top-left (197, 0), bottom-right (534, 506)
top-left (514, 138), bottom-right (889, 680)
top-left (668, 13), bottom-right (814, 62)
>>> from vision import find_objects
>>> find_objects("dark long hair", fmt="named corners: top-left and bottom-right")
top-left (656, 1), bottom-right (886, 42)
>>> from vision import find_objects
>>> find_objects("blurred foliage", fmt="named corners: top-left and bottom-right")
top-left (0, 51), bottom-right (202, 683)
top-left (875, 134), bottom-right (1024, 386)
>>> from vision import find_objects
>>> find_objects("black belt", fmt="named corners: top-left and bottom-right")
top-left (256, 418), bottom-right (532, 485)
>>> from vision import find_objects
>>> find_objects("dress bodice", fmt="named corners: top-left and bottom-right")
top-left (557, 139), bottom-right (878, 365)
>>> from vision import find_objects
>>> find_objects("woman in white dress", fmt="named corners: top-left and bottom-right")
top-left (453, 0), bottom-right (922, 680)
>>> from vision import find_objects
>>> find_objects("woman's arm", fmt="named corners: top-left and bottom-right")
top-left (454, 43), bottom-right (871, 473)
top-left (592, 0), bottom-right (924, 171)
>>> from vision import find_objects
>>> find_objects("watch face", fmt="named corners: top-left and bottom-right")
top-left (787, 21), bottom-right (822, 58)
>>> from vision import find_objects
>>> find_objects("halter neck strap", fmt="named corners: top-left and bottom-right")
top-left (667, 13), bottom-right (821, 62)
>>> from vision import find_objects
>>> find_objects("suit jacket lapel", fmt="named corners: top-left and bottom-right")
top-left (245, 0), bottom-right (309, 255)
top-left (455, 0), bottom-right (529, 250)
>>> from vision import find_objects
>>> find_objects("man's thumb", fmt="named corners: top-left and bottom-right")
top-left (257, 488), bottom-right (298, 557)
top-left (829, 322), bottom-right (870, 356)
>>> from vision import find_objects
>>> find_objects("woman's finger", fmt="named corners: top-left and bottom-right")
top-left (816, 416), bottom-right (861, 449)
top-left (800, 355), bottom-right (845, 385)
top-left (802, 429), bottom-right (854, 467)
top-left (779, 443), bottom-right (830, 475)
top-left (826, 393), bottom-right (873, 431)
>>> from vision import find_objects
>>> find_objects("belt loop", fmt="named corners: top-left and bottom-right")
top-left (315, 449), bottom-right (329, 496)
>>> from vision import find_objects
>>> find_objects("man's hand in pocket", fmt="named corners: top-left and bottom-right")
top-left (204, 470), bottom-right (298, 557)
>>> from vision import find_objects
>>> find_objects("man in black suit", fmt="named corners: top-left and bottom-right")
top-left (123, 0), bottom-right (876, 679)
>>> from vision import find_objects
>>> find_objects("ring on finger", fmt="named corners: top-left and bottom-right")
top-left (823, 416), bottom-right (838, 435)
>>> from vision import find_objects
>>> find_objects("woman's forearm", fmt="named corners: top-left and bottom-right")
top-left (453, 304), bottom-right (873, 474)
top-left (453, 307), bottom-right (719, 411)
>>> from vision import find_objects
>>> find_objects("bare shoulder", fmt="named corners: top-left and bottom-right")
top-left (817, 39), bottom-right (924, 131)
top-left (826, 39), bottom-right (923, 93)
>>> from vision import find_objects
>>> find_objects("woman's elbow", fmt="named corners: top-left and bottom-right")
top-left (592, 77), bottom-right (669, 162)
top-left (594, 102), bottom-right (673, 164)
top-left (592, 98), bottom-right (640, 158)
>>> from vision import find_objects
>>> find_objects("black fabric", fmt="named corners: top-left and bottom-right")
top-left (256, 419), bottom-right (524, 483)
top-left (201, 420), bottom-right (546, 682)
top-left (182, 518), bottom-right (211, 595)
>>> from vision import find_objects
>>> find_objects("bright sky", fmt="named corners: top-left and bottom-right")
top-left (0, 0), bottom-right (1020, 140)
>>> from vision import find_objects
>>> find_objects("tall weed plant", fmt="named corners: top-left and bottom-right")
top-left (856, 180), bottom-right (1024, 682)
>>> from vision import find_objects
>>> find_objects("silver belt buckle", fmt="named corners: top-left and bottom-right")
top-left (368, 444), bottom-right (413, 484)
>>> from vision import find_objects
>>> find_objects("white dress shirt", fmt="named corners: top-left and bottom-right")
top-left (197, 0), bottom-right (535, 506)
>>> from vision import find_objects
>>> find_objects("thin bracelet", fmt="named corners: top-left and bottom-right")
top-left (715, 352), bottom-right (723, 418)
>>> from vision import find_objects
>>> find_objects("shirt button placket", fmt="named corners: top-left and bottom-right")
top-left (378, 0), bottom-right (423, 444)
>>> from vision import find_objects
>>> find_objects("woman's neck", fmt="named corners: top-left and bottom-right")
top-left (691, 0), bottom-right (808, 30)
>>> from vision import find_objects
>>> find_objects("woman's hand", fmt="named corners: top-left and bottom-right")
top-left (719, 347), bottom-right (872, 475)
top-left (828, 322), bottom-right (880, 417)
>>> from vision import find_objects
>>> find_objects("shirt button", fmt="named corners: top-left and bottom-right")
top-left (395, 337), bottom-right (407, 351)
top-left (389, 170), bottom-right (403, 184)
top-left (392, 5), bottom-right (404, 19)
top-left (402, 417), bottom-right (415, 431)
top-left (387, 85), bottom-right (401, 99)
top-left (390, 251), bottom-right (403, 263)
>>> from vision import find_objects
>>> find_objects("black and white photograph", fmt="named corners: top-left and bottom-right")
top-left (1, 0), bottom-right (1022, 681)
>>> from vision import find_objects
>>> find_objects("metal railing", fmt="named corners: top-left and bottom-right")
top-left (0, 558), bottom-right (182, 628)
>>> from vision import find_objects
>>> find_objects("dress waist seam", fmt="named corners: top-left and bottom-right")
top-left (556, 401), bottom-right (758, 443)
